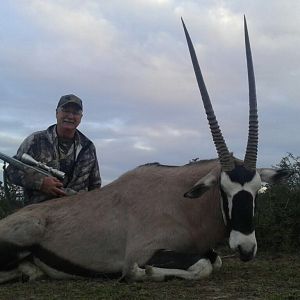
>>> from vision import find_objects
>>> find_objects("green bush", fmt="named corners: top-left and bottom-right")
top-left (0, 167), bottom-right (24, 219)
top-left (256, 153), bottom-right (300, 252)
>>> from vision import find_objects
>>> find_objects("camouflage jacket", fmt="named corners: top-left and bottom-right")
top-left (6, 124), bottom-right (101, 204)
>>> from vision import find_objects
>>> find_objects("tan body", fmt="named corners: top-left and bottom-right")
top-left (0, 159), bottom-right (226, 280)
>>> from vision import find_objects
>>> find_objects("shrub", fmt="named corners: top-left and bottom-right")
top-left (0, 167), bottom-right (24, 219)
top-left (256, 153), bottom-right (300, 252)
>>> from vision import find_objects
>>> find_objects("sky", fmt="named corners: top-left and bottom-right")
top-left (0, 0), bottom-right (299, 185)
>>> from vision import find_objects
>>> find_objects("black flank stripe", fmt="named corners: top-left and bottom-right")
top-left (32, 245), bottom-right (121, 279)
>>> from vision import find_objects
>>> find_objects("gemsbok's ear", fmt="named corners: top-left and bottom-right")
top-left (184, 167), bottom-right (220, 198)
top-left (257, 168), bottom-right (292, 184)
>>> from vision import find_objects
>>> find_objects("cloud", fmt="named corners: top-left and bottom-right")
top-left (0, 0), bottom-right (299, 185)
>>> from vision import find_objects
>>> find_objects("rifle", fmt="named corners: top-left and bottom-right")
top-left (0, 152), bottom-right (65, 180)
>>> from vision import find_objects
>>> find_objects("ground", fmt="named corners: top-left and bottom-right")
top-left (0, 253), bottom-right (299, 299)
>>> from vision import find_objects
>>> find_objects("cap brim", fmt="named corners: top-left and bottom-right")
top-left (58, 100), bottom-right (82, 110)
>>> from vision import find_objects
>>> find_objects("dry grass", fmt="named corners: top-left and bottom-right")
top-left (1, 253), bottom-right (299, 300)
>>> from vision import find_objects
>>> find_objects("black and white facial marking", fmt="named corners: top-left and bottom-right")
top-left (220, 165), bottom-right (261, 261)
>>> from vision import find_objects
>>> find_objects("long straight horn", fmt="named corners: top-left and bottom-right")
top-left (181, 18), bottom-right (234, 171)
top-left (243, 16), bottom-right (258, 170)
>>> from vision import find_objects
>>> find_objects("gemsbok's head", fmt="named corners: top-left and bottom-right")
top-left (182, 16), bottom-right (289, 261)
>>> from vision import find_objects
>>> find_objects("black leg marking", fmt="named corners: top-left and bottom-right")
top-left (145, 250), bottom-right (204, 270)
top-left (0, 240), bottom-right (30, 271)
top-left (203, 249), bottom-right (218, 265)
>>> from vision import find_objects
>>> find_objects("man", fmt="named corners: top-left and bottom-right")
top-left (6, 94), bottom-right (101, 204)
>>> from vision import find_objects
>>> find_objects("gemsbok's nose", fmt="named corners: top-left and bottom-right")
top-left (238, 245), bottom-right (256, 262)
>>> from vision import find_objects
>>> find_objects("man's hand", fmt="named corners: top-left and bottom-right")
top-left (40, 176), bottom-right (67, 197)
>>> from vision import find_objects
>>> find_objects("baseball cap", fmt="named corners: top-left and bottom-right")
top-left (57, 94), bottom-right (83, 110)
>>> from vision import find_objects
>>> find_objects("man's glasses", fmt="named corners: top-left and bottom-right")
top-left (59, 107), bottom-right (82, 116)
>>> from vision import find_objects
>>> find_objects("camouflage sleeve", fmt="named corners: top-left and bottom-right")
top-left (88, 145), bottom-right (101, 190)
top-left (5, 134), bottom-right (45, 190)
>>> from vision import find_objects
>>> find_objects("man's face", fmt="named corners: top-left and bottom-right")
top-left (56, 103), bottom-right (83, 132)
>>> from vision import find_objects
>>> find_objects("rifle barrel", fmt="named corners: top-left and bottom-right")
top-left (0, 152), bottom-right (50, 177)
top-left (21, 153), bottom-right (65, 180)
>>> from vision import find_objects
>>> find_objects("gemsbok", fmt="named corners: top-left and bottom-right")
top-left (0, 17), bottom-right (289, 283)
